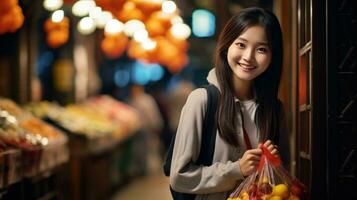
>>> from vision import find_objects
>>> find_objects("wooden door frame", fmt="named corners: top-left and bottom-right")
top-left (294, 0), bottom-right (330, 198)
top-left (311, 0), bottom-right (328, 199)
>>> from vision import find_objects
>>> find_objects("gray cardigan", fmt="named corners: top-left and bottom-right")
top-left (170, 69), bottom-right (290, 200)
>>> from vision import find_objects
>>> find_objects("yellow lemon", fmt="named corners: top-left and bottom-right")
top-left (270, 196), bottom-right (283, 200)
top-left (239, 191), bottom-right (249, 200)
top-left (241, 192), bottom-right (249, 198)
top-left (272, 184), bottom-right (289, 198)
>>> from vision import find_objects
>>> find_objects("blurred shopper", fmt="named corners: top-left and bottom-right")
top-left (168, 7), bottom-right (290, 199)
top-left (129, 84), bottom-right (163, 176)
top-left (150, 84), bottom-right (174, 159)
top-left (167, 79), bottom-right (195, 133)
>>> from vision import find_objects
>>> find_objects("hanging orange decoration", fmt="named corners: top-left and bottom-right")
top-left (127, 40), bottom-right (147, 60)
top-left (95, 0), bottom-right (190, 73)
top-left (166, 31), bottom-right (189, 51)
top-left (46, 30), bottom-right (69, 49)
top-left (0, 2), bottom-right (24, 35)
top-left (145, 18), bottom-right (166, 37)
top-left (95, 0), bottom-right (125, 15)
top-left (0, 15), bottom-right (13, 34)
top-left (144, 43), bottom-right (159, 63)
top-left (101, 33), bottom-right (129, 58)
top-left (116, 2), bottom-right (144, 23)
top-left (8, 5), bottom-right (24, 32)
top-left (44, 17), bottom-right (70, 48)
top-left (63, 0), bottom-right (75, 4)
top-left (155, 37), bottom-right (180, 66)
top-left (167, 53), bottom-right (188, 73)
top-left (130, 0), bottom-right (162, 15)
top-left (150, 11), bottom-right (175, 30)
top-left (0, 0), bottom-right (18, 12)
top-left (95, 0), bottom-right (112, 10)
top-left (44, 17), bottom-right (69, 32)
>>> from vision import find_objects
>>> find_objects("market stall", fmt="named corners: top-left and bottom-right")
top-left (26, 96), bottom-right (141, 200)
top-left (0, 98), bottom-right (69, 199)
top-left (0, 96), bottom-right (141, 200)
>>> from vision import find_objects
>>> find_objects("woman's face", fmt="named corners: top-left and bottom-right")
top-left (227, 25), bottom-right (272, 83)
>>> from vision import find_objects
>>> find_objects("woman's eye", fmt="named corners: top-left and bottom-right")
top-left (236, 43), bottom-right (245, 48)
top-left (257, 47), bottom-right (268, 53)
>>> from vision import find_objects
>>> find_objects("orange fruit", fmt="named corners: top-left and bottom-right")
top-left (272, 184), bottom-right (289, 198)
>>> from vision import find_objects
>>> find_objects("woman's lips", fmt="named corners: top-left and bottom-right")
top-left (239, 63), bottom-right (256, 72)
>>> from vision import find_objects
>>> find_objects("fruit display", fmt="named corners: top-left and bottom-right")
top-left (24, 101), bottom-right (54, 118)
top-left (84, 95), bottom-right (141, 137)
top-left (0, 109), bottom-right (36, 149)
top-left (59, 104), bottom-right (116, 138)
top-left (26, 101), bottom-right (115, 138)
top-left (1, 99), bottom-right (69, 177)
top-left (0, 107), bottom-right (41, 178)
top-left (19, 117), bottom-right (63, 140)
top-left (26, 97), bottom-right (141, 140)
top-left (0, 98), bottom-right (23, 117)
top-left (228, 146), bottom-right (308, 200)
top-left (18, 116), bottom-right (69, 172)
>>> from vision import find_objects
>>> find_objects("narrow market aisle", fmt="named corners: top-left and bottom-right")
top-left (111, 135), bottom-right (172, 200)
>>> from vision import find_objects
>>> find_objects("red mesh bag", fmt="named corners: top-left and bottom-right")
top-left (228, 145), bottom-right (308, 200)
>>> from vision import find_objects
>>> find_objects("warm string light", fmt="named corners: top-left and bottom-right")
top-left (41, 0), bottom-right (192, 73)
top-left (43, 0), bottom-right (63, 11)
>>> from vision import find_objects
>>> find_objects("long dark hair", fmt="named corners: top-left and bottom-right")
top-left (215, 7), bottom-right (283, 147)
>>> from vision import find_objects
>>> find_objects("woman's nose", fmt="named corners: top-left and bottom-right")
top-left (242, 48), bottom-right (254, 61)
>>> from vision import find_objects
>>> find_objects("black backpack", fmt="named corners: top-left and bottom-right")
top-left (163, 84), bottom-right (220, 200)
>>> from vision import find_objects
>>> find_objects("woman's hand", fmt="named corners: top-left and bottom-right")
top-left (238, 148), bottom-right (262, 177)
top-left (260, 140), bottom-right (280, 158)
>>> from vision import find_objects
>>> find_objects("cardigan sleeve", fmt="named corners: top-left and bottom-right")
top-left (170, 88), bottom-right (244, 194)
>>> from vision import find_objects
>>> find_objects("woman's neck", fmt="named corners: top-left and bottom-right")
top-left (233, 78), bottom-right (253, 101)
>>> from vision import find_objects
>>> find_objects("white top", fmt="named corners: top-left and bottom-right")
top-left (239, 99), bottom-right (259, 149)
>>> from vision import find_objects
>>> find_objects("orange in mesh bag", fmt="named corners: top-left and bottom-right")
top-left (228, 145), bottom-right (308, 200)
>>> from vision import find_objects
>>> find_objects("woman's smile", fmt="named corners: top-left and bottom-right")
top-left (238, 62), bottom-right (257, 72)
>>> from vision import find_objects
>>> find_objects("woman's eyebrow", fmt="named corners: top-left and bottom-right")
top-left (237, 37), bottom-right (268, 46)
top-left (237, 37), bottom-right (248, 42)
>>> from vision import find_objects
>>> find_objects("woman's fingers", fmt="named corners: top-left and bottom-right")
top-left (249, 148), bottom-right (262, 155)
top-left (271, 149), bottom-right (278, 156)
top-left (260, 140), bottom-right (280, 156)
top-left (267, 145), bottom-right (274, 152)
top-left (263, 140), bottom-right (272, 147)
top-left (248, 154), bottom-right (261, 161)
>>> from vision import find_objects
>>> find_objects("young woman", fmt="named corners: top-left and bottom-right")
top-left (169, 7), bottom-right (290, 199)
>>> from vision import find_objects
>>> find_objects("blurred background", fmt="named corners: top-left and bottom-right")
top-left (0, 0), bottom-right (356, 200)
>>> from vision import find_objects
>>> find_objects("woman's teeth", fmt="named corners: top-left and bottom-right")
top-left (239, 63), bottom-right (256, 71)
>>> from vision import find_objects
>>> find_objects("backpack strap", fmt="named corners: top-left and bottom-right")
top-left (196, 84), bottom-right (219, 165)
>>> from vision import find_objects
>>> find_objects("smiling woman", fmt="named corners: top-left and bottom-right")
top-left (168, 7), bottom-right (289, 200)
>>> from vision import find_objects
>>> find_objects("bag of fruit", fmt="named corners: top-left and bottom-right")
top-left (228, 145), bottom-right (308, 200)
